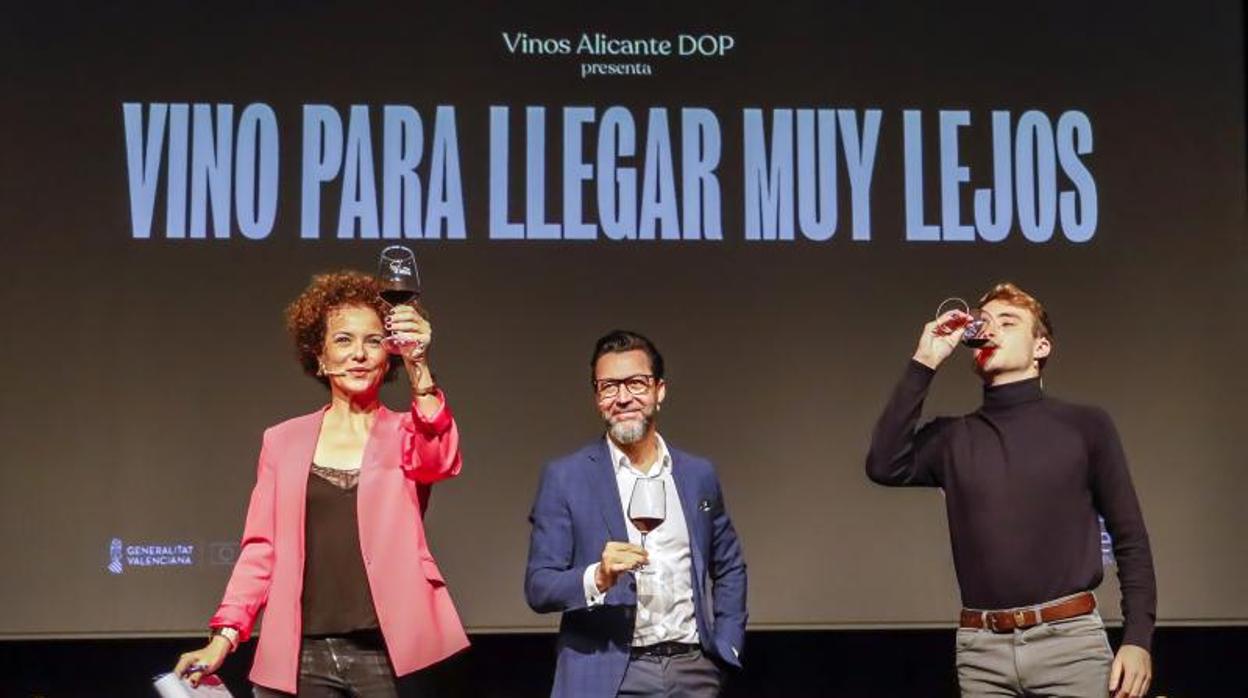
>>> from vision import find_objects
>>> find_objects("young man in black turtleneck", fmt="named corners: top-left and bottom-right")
top-left (866, 283), bottom-right (1156, 698)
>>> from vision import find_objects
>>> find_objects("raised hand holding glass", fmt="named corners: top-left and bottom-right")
top-left (376, 245), bottom-right (423, 356)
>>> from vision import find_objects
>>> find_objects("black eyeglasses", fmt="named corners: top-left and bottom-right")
top-left (592, 374), bottom-right (655, 399)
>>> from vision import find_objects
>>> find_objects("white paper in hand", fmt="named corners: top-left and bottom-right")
top-left (153, 672), bottom-right (234, 697)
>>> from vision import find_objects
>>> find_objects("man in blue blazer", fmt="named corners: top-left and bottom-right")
top-left (526, 330), bottom-right (748, 698)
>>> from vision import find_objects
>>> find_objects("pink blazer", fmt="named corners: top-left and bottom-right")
top-left (209, 394), bottom-right (469, 693)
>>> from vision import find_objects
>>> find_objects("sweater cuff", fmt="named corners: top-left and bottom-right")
top-left (905, 359), bottom-right (938, 387)
top-left (1120, 622), bottom-right (1154, 653)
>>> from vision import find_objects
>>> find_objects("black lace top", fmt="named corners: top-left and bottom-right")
top-left (300, 464), bottom-right (379, 636)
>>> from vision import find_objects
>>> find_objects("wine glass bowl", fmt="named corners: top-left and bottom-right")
top-left (934, 298), bottom-right (994, 348)
top-left (959, 309), bottom-right (994, 348)
top-left (377, 246), bottom-right (423, 356)
top-left (628, 478), bottom-right (666, 576)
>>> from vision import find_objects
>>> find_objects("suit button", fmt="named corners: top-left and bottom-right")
top-left (629, 583), bottom-right (636, 591)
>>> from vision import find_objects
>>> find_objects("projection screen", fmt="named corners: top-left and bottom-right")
top-left (1, 0), bottom-right (1244, 637)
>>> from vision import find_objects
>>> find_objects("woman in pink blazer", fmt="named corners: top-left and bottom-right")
top-left (174, 270), bottom-right (469, 695)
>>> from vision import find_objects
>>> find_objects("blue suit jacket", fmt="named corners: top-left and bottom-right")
top-left (525, 439), bottom-right (748, 698)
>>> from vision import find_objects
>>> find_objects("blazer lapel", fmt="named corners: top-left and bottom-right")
top-left (670, 448), bottom-right (707, 580)
top-left (358, 406), bottom-right (391, 476)
top-left (355, 406), bottom-right (392, 525)
top-left (278, 408), bottom-right (325, 563)
top-left (588, 439), bottom-right (629, 542)
top-left (283, 407), bottom-right (325, 481)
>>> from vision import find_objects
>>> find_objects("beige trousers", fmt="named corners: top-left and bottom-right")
top-left (956, 611), bottom-right (1114, 697)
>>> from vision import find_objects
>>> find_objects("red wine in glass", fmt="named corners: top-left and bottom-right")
top-left (377, 246), bottom-right (422, 355)
top-left (380, 287), bottom-right (418, 307)
top-left (628, 478), bottom-right (666, 575)
top-left (961, 326), bottom-right (992, 348)
top-left (630, 517), bottom-right (665, 534)
top-left (934, 298), bottom-right (993, 348)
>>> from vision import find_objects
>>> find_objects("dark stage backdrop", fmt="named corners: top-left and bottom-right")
top-left (1, 1), bottom-right (1244, 638)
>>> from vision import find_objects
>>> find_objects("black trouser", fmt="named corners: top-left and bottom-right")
top-left (253, 631), bottom-right (422, 698)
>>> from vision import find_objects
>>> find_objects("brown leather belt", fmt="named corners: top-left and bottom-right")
top-left (960, 592), bottom-right (1096, 633)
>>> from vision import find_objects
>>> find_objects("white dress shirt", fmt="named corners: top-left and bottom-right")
top-left (582, 434), bottom-right (699, 646)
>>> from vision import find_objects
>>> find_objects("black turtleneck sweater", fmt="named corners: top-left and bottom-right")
top-left (866, 361), bottom-right (1157, 650)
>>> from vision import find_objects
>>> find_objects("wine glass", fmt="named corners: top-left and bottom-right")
top-left (376, 246), bottom-right (422, 355)
top-left (628, 478), bottom-right (666, 576)
top-left (934, 297), bottom-right (994, 348)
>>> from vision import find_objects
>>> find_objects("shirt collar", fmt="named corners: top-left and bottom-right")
top-left (606, 433), bottom-right (672, 477)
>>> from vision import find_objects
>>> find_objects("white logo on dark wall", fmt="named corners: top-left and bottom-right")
top-left (107, 538), bottom-right (124, 575)
top-left (501, 31), bottom-right (736, 79)
top-left (105, 538), bottom-right (197, 574)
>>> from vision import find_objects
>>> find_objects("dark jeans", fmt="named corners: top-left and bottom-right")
top-left (253, 631), bottom-right (423, 698)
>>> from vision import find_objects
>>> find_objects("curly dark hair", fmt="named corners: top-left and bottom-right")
top-left (285, 270), bottom-right (404, 386)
